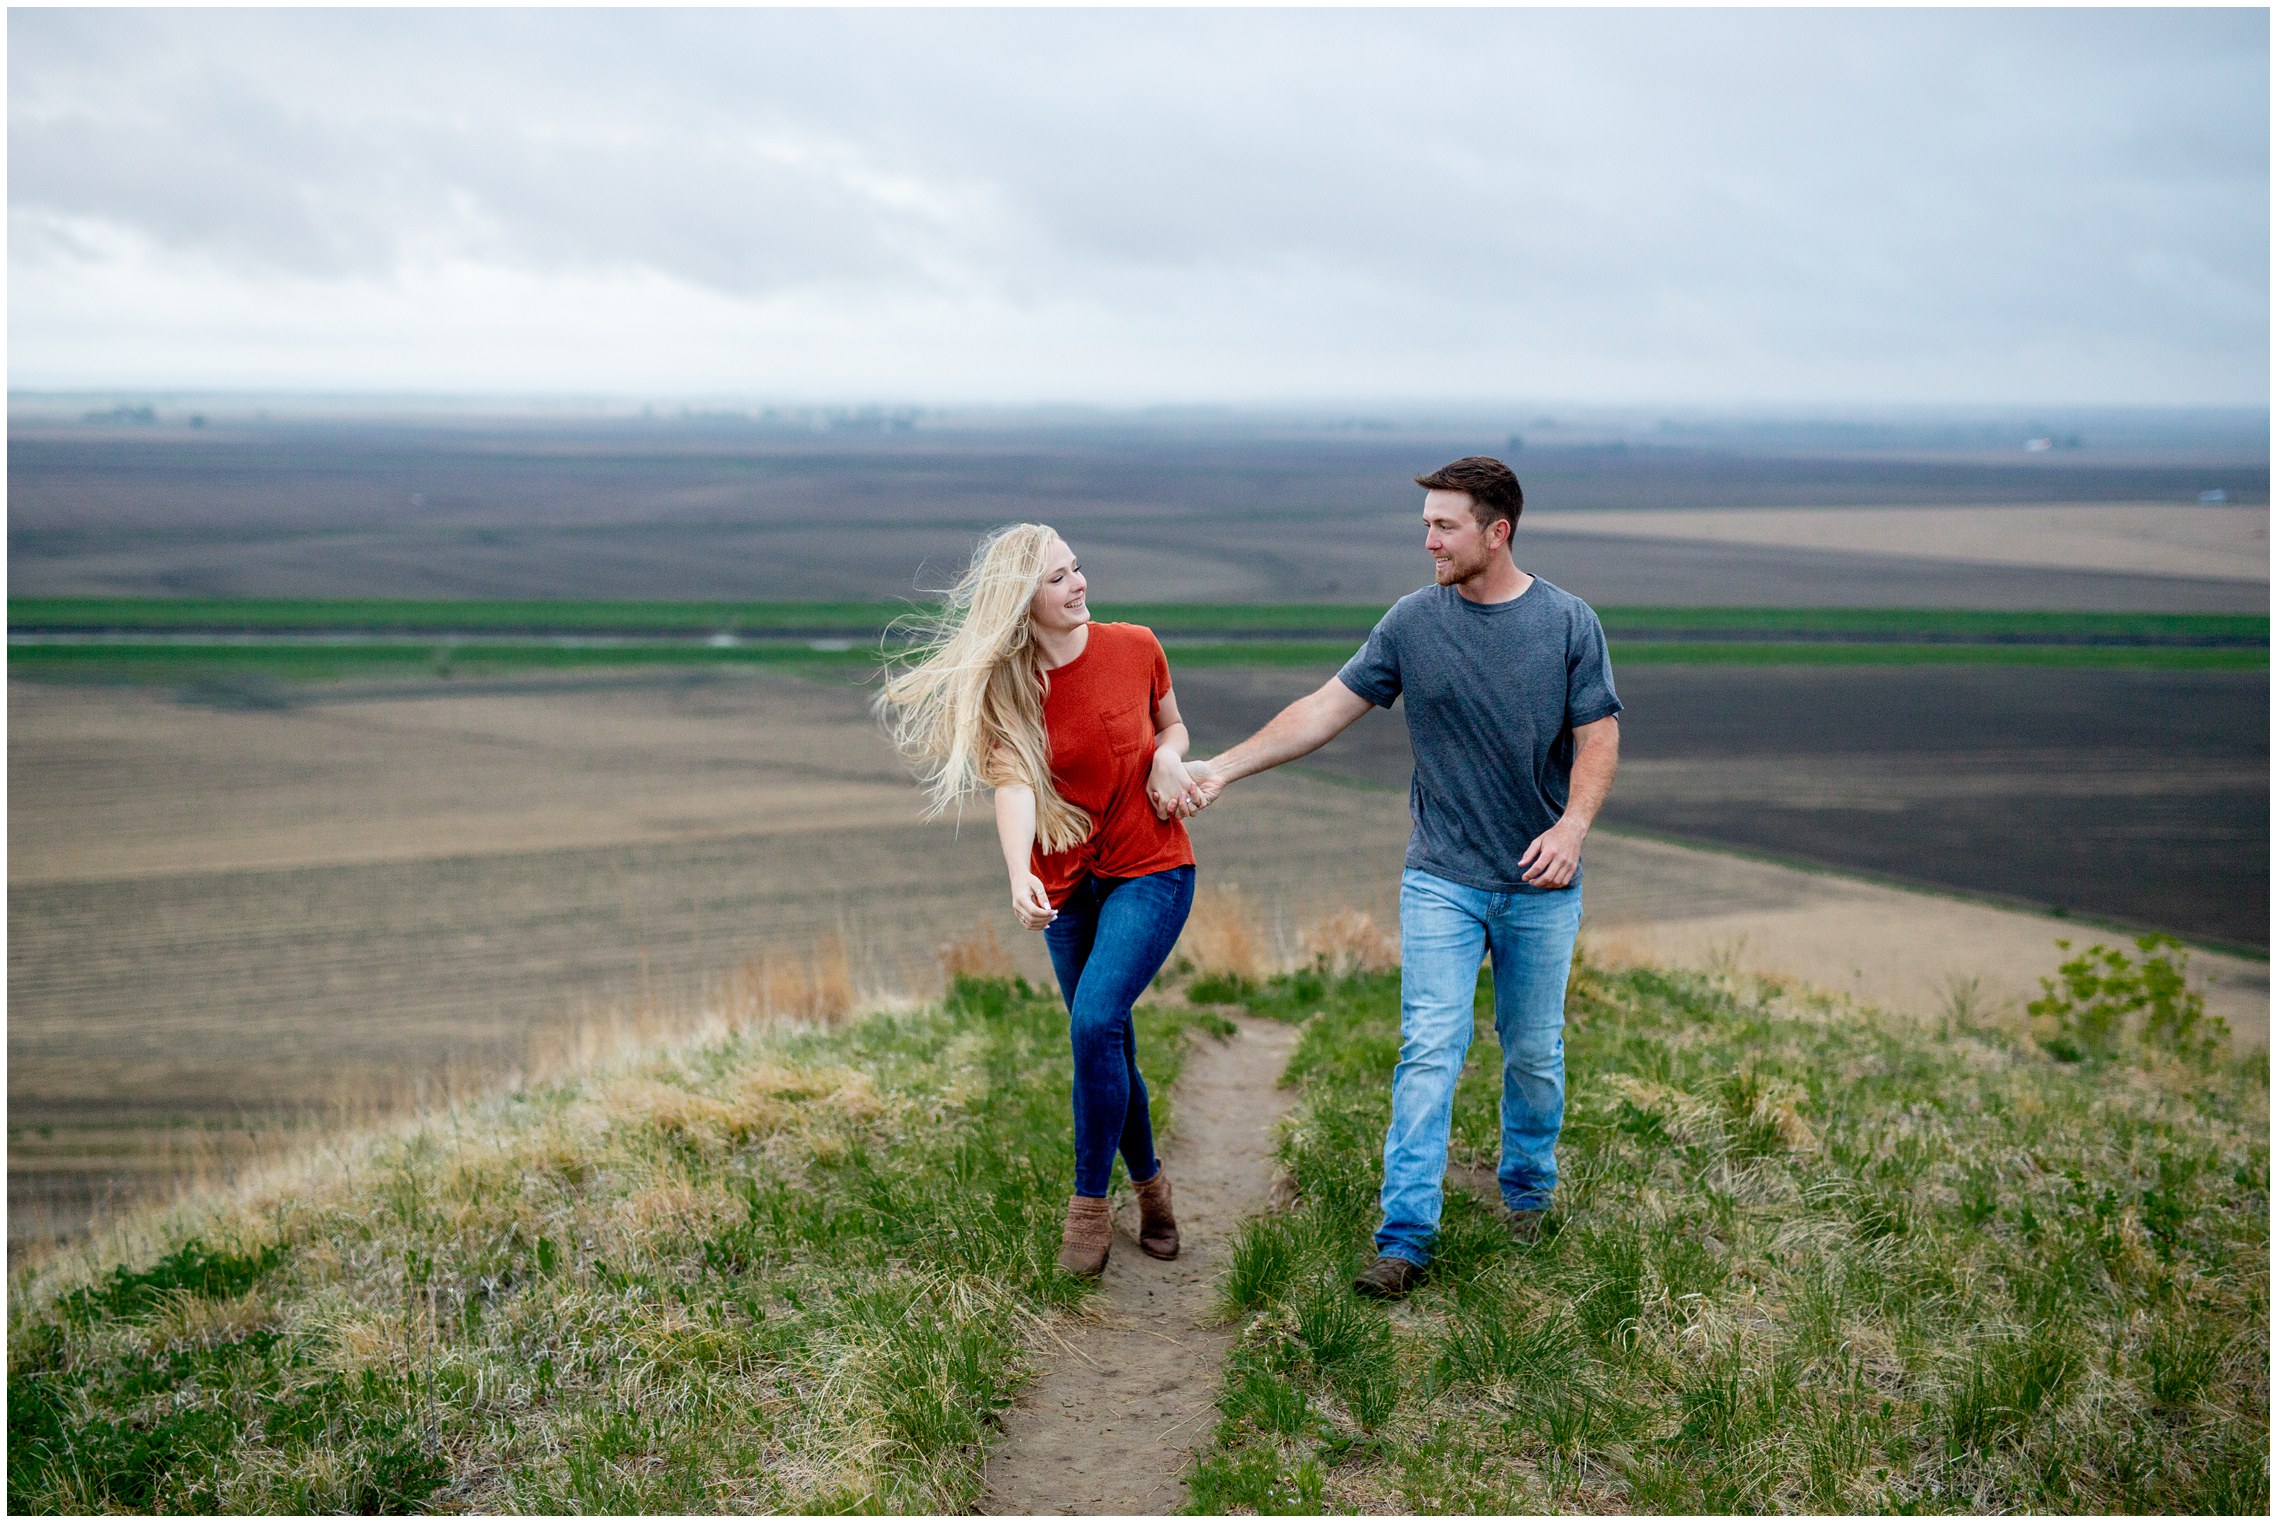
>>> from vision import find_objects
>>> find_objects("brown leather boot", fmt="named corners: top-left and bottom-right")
top-left (1132, 1168), bottom-right (1179, 1260)
top-left (1353, 1254), bottom-right (1426, 1300)
top-left (1057, 1194), bottom-right (1112, 1278)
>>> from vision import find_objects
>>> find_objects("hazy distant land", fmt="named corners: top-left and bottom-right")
top-left (7, 409), bottom-right (2266, 608)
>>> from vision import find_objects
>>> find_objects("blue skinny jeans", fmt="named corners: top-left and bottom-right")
top-left (1043, 865), bottom-right (1195, 1197)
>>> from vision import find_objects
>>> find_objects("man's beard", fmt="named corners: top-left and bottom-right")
top-left (1435, 548), bottom-right (1490, 586)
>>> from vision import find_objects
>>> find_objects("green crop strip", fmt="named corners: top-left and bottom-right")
top-left (5, 598), bottom-right (914, 634)
top-left (8, 637), bottom-right (2261, 687)
top-left (11, 598), bottom-right (2265, 646)
top-left (1166, 640), bottom-right (2263, 669)
top-left (4, 643), bottom-right (885, 683)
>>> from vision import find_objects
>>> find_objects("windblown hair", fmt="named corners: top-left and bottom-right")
top-left (875, 523), bottom-right (1091, 852)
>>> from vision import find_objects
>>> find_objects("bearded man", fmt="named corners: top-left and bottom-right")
top-left (1179, 455), bottom-right (1622, 1298)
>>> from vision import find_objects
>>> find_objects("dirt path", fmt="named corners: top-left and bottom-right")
top-left (981, 1013), bottom-right (1302, 1516)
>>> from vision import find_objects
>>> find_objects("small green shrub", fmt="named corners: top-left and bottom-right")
top-left (1429, 1296), bottom-right (1578, 1394)
top-left (943, 972), bottom-right (1033, 1021)
top-left (2030, 935), bottom-right (2229, 1065)
top-left (1570, 1226), bottom-right (1648, 1352)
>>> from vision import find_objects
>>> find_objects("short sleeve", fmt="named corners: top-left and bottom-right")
top-left (1566, 607), bottom-right (1623, 728)
top-left (1337, 614), bottom-right (1402, 708)
top-left (1145, 627), bottom-right (1171, 715)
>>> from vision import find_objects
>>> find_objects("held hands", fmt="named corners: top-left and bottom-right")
top-left (1179, 760), bottom-right (1225, 818)
top-left (1147, 745), bottom-right (1211, 821)
top-left (1011, 871), bottom-right (1057, 931)
top-left (1517, 818), bottom-right (1585, 889)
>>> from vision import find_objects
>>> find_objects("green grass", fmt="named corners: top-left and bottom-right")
top-left (8, 978), bottom-right (1230, 1513)
top-left (1591, 608), bottom-right (2267, 642)
top-left (4, 642), bottom-right (882, 685)
top-left (1602, 641), bottom-right (2265, 669)
top-left (7, 634), bottom-right (2260, 689)
top-left (1168, 639), bottom-right (2264, 670)
top-left (10, 600), bottom-right (2261, 686)
top-left (1183, 959), bottom-right (2268, 1514)
top-left (6, 598), bottom-right (913, 633)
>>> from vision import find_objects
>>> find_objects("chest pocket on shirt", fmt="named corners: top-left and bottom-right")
top-left (1105, 699), bottom-right (1154, 757)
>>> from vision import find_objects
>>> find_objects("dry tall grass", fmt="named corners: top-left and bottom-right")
top-left (938, 920), bottom-right (1017, 982)
top-left (16, 930), bottom-right (889, 1274)
top-left (721, 929), bottom-right (857, 1025)
top-left (1181, 883), bottom-right (1268, 979)
top-left (1298, 907), bottom-right (1399, 974)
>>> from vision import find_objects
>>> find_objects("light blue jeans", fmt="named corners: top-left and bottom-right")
top-left (1376, 866), bottom-right (1585, 1268)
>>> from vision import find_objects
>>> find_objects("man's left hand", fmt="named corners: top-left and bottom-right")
top-left (1517, 819), bottom-right (1585, 888)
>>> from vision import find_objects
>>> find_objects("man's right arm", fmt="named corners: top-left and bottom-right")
top-left (1188, 677), bottom-right (1374, 808)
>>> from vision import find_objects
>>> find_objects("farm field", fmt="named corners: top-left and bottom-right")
top-left (12, 597), bottom-right (2267, 642)
top-left (9, 418), bottom-right (2267, 611)
top-left (10, 599), bottom-right (2265, 690)
top-left (11, 663), bottom-right (2267, 1252)
top-left (1172, 663), bottom-right (2271, 952)
top-left (10, 416), bottom-right (2267, 1251)
top-left (6, 668), bottom-right (1420, 1248)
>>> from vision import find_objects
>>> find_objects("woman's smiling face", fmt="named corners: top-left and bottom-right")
top-left (1029, 536), bottom-right (1089, 634)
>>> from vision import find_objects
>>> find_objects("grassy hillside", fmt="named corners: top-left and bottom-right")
top-left (10, 944), bottom-right (2266, 1513)
top-left (1183, 953), bottom-right (2268, 1513)
top-left (8, 980), bottom-right (1226, 1513)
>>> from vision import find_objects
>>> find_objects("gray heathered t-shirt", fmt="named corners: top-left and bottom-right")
top-left (1337, 578), bottom-right (1623, 894)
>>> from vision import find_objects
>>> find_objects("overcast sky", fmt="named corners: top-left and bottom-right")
top-left (9, 8), bottom-right (2268, 408)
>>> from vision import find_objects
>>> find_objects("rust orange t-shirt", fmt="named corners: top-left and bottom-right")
top-left (1031, 622), bottom-right (1196, 905)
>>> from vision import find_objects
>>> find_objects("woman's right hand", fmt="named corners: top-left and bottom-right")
top-left (1011, 871), bottom-right (1057, 931)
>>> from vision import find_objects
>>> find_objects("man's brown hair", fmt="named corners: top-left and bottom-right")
top-left (1415, 456), bottom-right (1524, 536)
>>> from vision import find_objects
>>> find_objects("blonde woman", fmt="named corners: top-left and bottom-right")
top-left (879, 524), bottom-right (1207, 1278)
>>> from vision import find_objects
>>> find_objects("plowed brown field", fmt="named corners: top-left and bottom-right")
top-left (11, 665), bottom-right (2263, 1251)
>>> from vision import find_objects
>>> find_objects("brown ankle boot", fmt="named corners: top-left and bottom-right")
top-left (1058, 1194), bottom-right (1112, 1278)
top-left (1133, 1168), bottom-right (1179, 1260)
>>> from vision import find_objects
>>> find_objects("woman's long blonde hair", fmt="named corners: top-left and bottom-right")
top-left (876, 523), bottom-right (1091, 852)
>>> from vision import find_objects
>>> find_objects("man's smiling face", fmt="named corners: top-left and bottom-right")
top-left (1422, 488), bottom-right (1506, 587)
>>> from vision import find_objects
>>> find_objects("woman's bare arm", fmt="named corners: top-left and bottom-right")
top-left (994, 782), bottom-right (1057, 929)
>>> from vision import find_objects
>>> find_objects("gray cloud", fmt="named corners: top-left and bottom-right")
top-left (7, 8), bottom-right (2266, 404)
